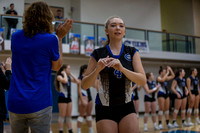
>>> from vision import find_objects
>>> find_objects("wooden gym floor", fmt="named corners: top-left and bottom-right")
top-left (3, 113), bottom-right (200, 133)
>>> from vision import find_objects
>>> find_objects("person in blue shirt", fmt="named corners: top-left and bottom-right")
top-left (7, 1), bottom-right (73, 133)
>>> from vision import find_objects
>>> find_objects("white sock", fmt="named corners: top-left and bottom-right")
top-left (144, 123), bottom-right (148, 128)
top-left (188, 117), bottom-right (191, 122)
top-left (77, 128), bottom-right (81, 132)
top-left (89, 127), bottom-right (93, 133)
top-left (153, 123), bottom-right (157, 127)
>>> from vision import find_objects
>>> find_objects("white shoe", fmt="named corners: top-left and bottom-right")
top-left (183, 121), bottom-right (188, 127)
top-left (154, 125), bottom-right (160, 130)
top-left (187, 121), bottom-right (194, 126)
top-left (158, 124), bottom-right (163, 130)
top-left (196, 119), bottom-right (200, 125)
top-left (167, 123), bottom-right (174, 129)
top-left (144, 126), bottom-right (148, 132)
top-left (173, 122), bottom-right (179, 128)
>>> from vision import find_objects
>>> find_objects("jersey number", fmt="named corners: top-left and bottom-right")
top-left (114, 70), bottom-right (122, 79)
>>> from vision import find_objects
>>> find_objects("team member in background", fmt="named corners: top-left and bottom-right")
top-left (77, 65), bottom-right (95, 133)
top-left (143, 72), bottom-right (160, 131)
top-left (171, 68), bottom-right (188, 128)
top-left (186, 68), bottom-right (200, 125)
top-left (55, 65), bottom-right (79, 133)
top-left (132, 82), bottom-right (141, 118)
top-left (0, 58), bottom-right (12, 133)
top-left (157, 66), bottom-right (175, 129)
top-left (82, 16), bottom-right (146, 133)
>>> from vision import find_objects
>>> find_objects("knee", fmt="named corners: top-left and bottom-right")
top-left (58, 116), bottom-right (65, 123)
top-left (86, 116), bottom-right (93, 121)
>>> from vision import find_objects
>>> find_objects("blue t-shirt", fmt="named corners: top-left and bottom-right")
top-left (8, 30), bottom-right (60, 114)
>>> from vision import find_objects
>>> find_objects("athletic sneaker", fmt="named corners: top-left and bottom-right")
top-left (154, 125), bottom-right (160, 130)
top-left (158, 124), bottom-right (163, 130)
top-left (144, 126), bottom-right (148, 132)
top-left (173, 122), bottom-right (179, 128)
top-left (196, 119), bottom-right (200, 125)
top-left (183, 121), bottom-right (188, 127)
top-left (187, 121), bottom-right (194, 126)
top-left (167, 123), bottom-right (174, 129)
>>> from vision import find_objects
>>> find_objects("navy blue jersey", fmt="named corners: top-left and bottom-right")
top-left (145, 80), bottom-right (156, 98)
top-left (189, 76), bottom-right (198, 91)
top-left (92, 44), bottom-right (138, 106)
top-left (175, 77), bottom-right (186, 96)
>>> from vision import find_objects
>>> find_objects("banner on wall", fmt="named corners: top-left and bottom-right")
top-left (123, 38), bottom-right (149, 53)
top-left (69, 33), bottom-right (80, 54)
top-left (84, 36), bottom-right (95, 56)
top-left (98, 37), bottom-right (107, 47)
top-left (0, 28), bottom-right (4, 51)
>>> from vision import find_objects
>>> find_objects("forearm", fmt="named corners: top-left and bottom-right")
top-left (82, 68), bottom-right (99, 90)
top-left (121, 67), bottom-right (146, 86)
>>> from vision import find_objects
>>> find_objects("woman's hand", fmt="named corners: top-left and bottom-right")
top-left (176, 93), bottom-right (181, 99)
top-left (107, 58), bottom-right (123, 71)
top-left (96, 56), bottom-right (111, 72)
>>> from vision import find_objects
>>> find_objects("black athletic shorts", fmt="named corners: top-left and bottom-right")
top-left (191, 90), bottom-right (199, 96)
top-left (133, 95), bottom-right (139, 101)
top-left (144, 95), bottom-right (156, 102)
top-left (157, 92), bottom-right (169, 99)
top-left (95, 101), bottom-right (136, 123)
top-left (174, 92), bottom-right (187, 99)
top-left (58, 96), bottom-right (72, 103)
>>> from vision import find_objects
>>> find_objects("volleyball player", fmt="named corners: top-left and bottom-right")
top-left (143, 72), bottom-right (160, 131)
top-left (157, 66), bottom-right (175, 129)
top-left (82, 16), bottom-right (146, 133)
top-left (132, 82), bottom-right (141, 118)
top-left (55, 65), bottom-right (79, 133)
top-left (186, 68), bottom-right (200, 125)
top-left (77, 65), bottom-right (94, 133)
top-left (171, 68), bottom-right (188, 127)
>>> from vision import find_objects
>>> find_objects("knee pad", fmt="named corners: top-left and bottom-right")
top-left (66, 117), bottom-right (72, 123)
top-left (194, 109), bottom-right (199, 114)
top-left (86, 116), bottom-right (92, 121)
top-left (181, 110), bottom-right (186, 114)
top-left (165, 111), bottom-right (169, 115)
top-left (151, 113), bottom-right (156, 117)
top-left (158, 111), bottom-right (163, 115)
top-left (187, 108), bottom-right (192, 114)
top-left (144, 113), bottom-right (149, 117)
top-left (58, 116), bottom-right (65, 123)
top-left (77, 116), bottom-right (84, 122)
top-left (174, 109), bottom-right (179, 114)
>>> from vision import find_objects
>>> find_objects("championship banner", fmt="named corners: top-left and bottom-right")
top-left (0, 28), bottom-right (4, 51)
top-left (69, 33), bottom-right (80, 54)
top-left (123, 38), bottom-right (149, 53)
top-left (98, 37), bottom-right (106, 47)
top-left (84, 36), bottom-right (94, 56)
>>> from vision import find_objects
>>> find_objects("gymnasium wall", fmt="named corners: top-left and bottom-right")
top-left (80, 0), bottom-right (162, 31)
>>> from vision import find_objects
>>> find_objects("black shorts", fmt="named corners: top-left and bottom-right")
top-left (191, 90), bottom-right (199, 96)
top-left (174, 92), bottom-right (187, 99)
top-left (95, 101), bottom-right (136, 123)
top-left (58, 96), bottom-right (72, 103)
top-left (157, 92), bottom-right (169, 99)
top-left (144, 96), bottom-right (156, 102)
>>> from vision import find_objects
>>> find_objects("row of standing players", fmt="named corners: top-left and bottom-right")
top-left (132, 66), bottom-right (200, 131)
top-left (54, 64), bottom-right (200, 132)
top-left (55, 64), bottom-right (97, 133)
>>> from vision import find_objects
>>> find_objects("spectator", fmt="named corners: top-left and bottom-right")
top-left (0, 57), bottom-right (12, 133)
top-left (5, 3), bottom-right (18, 40)
top-left (55, 9), bottom-right (63, 20)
